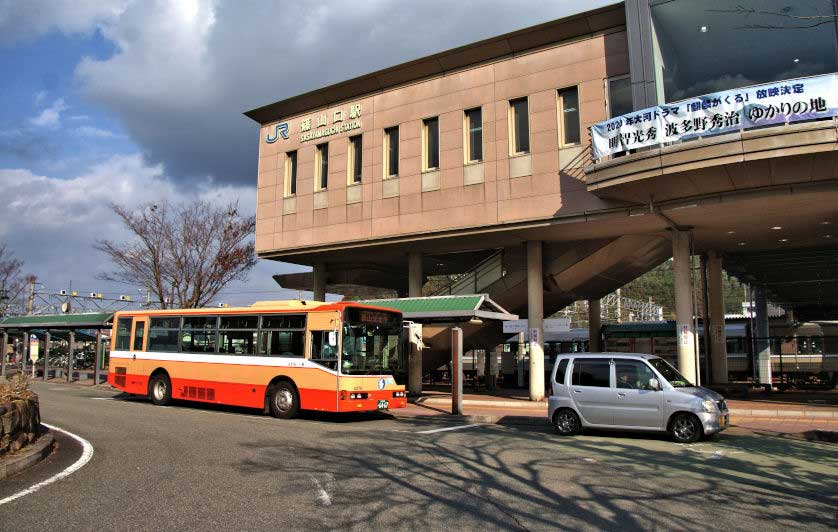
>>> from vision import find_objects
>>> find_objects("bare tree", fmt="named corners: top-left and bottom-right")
top-left (95, 200), bottom-right (257, 309)
top-left (0, 243), bottom-right (25, 317)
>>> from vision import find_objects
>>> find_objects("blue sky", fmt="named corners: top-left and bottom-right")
top-left (0, 0), bottom-right (617, 310)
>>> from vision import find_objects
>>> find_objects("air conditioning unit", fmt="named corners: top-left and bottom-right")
top-left (59, 290), bottom-right (68, 296)
top-left (89, 292), bottom-right (97, 298)
top-left (119, 295), bottom-right (132, 302)
top-left (70, 291), bottom-right (78, 297)
top-left (163, 297), bottom-right (171, 304)
top-left (217, 303), bottom-right (229, 308)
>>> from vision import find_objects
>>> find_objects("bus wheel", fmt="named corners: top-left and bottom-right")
top-left (268, 381), bottom-right (299, 419)
top-left (148, 373), bottom-right (172, 406)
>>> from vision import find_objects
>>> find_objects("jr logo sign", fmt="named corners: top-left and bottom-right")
top-left (266, 123), bottom-right (289, 143)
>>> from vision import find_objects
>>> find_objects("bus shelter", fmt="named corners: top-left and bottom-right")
top-left (0, 312), bottom-right (113, 384)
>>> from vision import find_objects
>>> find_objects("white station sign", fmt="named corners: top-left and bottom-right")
top-left (503, 318), bottom-right (571, 334)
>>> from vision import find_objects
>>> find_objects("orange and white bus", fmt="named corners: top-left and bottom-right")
top-left (107, 300), bottom-right (407, 418)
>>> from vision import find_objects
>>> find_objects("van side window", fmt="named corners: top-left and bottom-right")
top-left (555, 359), bottom-right (569, 385)
top-left (571, 359), bottom-right (611, 387)
top-left (615, 360), bottom-right (657, 390)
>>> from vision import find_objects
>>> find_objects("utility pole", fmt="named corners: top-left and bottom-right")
top-left (26, 276), bottom-right (37, 315)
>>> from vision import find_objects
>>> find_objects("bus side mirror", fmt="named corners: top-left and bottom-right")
top-left (649, 378), bottom-right (660, 391)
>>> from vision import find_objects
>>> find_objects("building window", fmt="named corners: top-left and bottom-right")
top-left (284, 151), bottom-right (297, 197)
top-left (464, 107), bottom-right (482, 163)
top-left (607, 76), bottom-right (632, 119)
top-left (509, 97), bottom-right (529, 155)
top-left (422, 117), bottom-right (439, 171)
top-left (315, 143), bottom-right (329, 190)
top-left (558, 87), bottom-right (581, 146)
top-left (348, 135), bottom-right (362, 184)
top-left (384, 126), bottom-right (399, 178)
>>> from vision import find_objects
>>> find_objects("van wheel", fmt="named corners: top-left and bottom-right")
top-left (148, 373), bottom-right (172, 406)
top-left (268, 382), bottom-right (300, 419)
top-left (553, 409), bottom-right (581, 436)
top-left (670, 413), bottom-right (702, 444)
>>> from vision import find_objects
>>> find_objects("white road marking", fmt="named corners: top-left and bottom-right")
top-left (309, 473), bottom-right (333, 506)
top-left (415, 423), bottom-right (484, 434)
top-left (90, 397), bottom-right (115, 401)
top-left (0, 423), bottom-right (94, 506)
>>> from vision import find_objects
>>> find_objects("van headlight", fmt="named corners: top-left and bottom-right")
top-left (702, 399), bottom-right (717, 413)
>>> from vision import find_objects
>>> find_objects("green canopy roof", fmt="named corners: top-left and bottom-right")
top-left (358, 295), bottom-right (516, 323)
top-left (0, 312), bottom-right (114, 330)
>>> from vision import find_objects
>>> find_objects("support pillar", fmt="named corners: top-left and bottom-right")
top-left (94, 331), bottom-right (102, 385)
top-left (408, 252), bottom-right (423, 298)
top-left (588, 299), bottom-right (602, 352)
top-left (0, 331), bottom-right (6, 377)
top-left (22, 331), bottom-right (29, 374)
top-left (672, 230), bottom-right (698, 384)
top-left (67, 329), bottom-right (75, 383)
top-left (407, 323), bottom-right (422, 396)
top-left (451, 327), bottom-right (463, 415)
top-left (516, 331), bottom-right (525, 387)
top-left (754, 285), bottom-right (773, 388)
top-left (312, 262), bottom-right (326, 302)
top-left (707, 252), bottom-right (728, 383)
top-left (43, 331), bottom-right (50, 381)
top-left (526, 241), bottom-right (544, 401)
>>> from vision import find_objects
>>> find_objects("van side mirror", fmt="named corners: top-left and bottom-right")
top-left (649, 378), bottom-right (660, 391)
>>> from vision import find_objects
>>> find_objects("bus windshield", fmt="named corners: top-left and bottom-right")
top-left (341, 308), bottom-right (403, 376)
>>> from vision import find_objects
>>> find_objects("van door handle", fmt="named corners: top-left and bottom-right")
top-left (617, 392), bottom-right (626, 397)
top-left (573, 389), bottom-right (582, 393)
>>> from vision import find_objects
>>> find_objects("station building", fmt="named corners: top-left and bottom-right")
top-left (245, 1), bottom-right (838, 400)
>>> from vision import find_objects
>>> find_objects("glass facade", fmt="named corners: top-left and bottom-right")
top-left (651, 0), bottom-right (838, 103)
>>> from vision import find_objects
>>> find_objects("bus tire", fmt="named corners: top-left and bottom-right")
top-left (268, 381), bottom-right (300, 419)
top-left (148, 372), bottom-right (172, 406)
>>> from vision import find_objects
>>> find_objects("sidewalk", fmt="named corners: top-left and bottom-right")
top-left (403, 390), bottom-right (838, 435)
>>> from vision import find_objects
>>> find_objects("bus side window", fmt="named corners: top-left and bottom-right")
top-left (115, 318), bottom-right (132, 350)
top-left (132, 320), bottom-right (145, 351)
top-left (310, 331), bottom-right (337, 370)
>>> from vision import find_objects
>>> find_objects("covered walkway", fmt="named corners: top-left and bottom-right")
top-left (0, 312), bottom-right (113, 383)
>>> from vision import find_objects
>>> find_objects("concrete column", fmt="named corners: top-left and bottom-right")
top-left (407, 324), bottom-right (422, 396)
top-left (22, 331), bottom-right (29, 373)
top-left (516, 331), bottom-right (525, 387)
top-left (588, 299), bottom-right (602, 352)
top-left (408, 252), bottom-right (423, 298)
top-left (312, 262), bottom-right (326, 302)
top-left (451, 327), bottom-right (463, 415)
top-left (0, 331), bottom-right (6, 377)
top-left (672, 230), bottom-right (698, 384)
top-left (754, 285), bottom-right (773, 388)
top-left (526, 240), bottom-right (545, 401)
top-left (67, 329), bottom-right (75, 383)
top-left (43, 331), bottom-right (50, 381)
top-left (707, 252), bottom-right (728, 383)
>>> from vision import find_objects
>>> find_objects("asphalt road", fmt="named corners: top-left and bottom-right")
top-left (1, 382), bottom-right (836, 531)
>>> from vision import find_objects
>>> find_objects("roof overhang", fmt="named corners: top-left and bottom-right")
top-left (0, 312), bottom-right (114, 330)
top-left (357, 294), bottom-right (518, 324)
top-left (243, 4), bottom-right (625, 124)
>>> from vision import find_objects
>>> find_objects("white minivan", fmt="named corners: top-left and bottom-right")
top-left (547, 353), bottom-right (729, 443)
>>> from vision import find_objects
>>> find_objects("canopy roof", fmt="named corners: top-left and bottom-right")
top-left (357, 294), bottom-right (517, 323)
top-left (0, 312), bottom-right (114, 330)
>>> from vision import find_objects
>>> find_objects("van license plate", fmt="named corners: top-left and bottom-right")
top-left (377, 400), bottom-right (389, 410)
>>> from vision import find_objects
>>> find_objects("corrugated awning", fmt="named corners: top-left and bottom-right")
top-left (0, 312), bottom-right (114, 330)
top-left (358, 294), bottom-right (517, 323)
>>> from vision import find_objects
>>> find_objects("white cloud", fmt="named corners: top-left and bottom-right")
top-left (69, 0), bottom-right (617, 184)
top-left (29, 98), bottom-right (68, 127)
top-left (0, 0), bottom-right (129, 45)
top-left (34, 90), bottom-right (47, 106)
top-left (0, 153), bottom-right (294, 305)
top-left (75, 126), bottom-right (116, 138)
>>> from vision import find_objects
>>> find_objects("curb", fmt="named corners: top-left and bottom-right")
top-left (0, 427), bottom-right (55, 480)
top-left (394, 412), bottom-right (549, 426)
top-left (411, 398), bottom-right (838, 419)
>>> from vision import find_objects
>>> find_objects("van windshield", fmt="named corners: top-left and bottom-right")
top-left (648, 358), bottom-right (692, 388)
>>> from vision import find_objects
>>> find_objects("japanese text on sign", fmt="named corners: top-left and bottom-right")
top-left (591, 73), bottom-right (838, 160)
